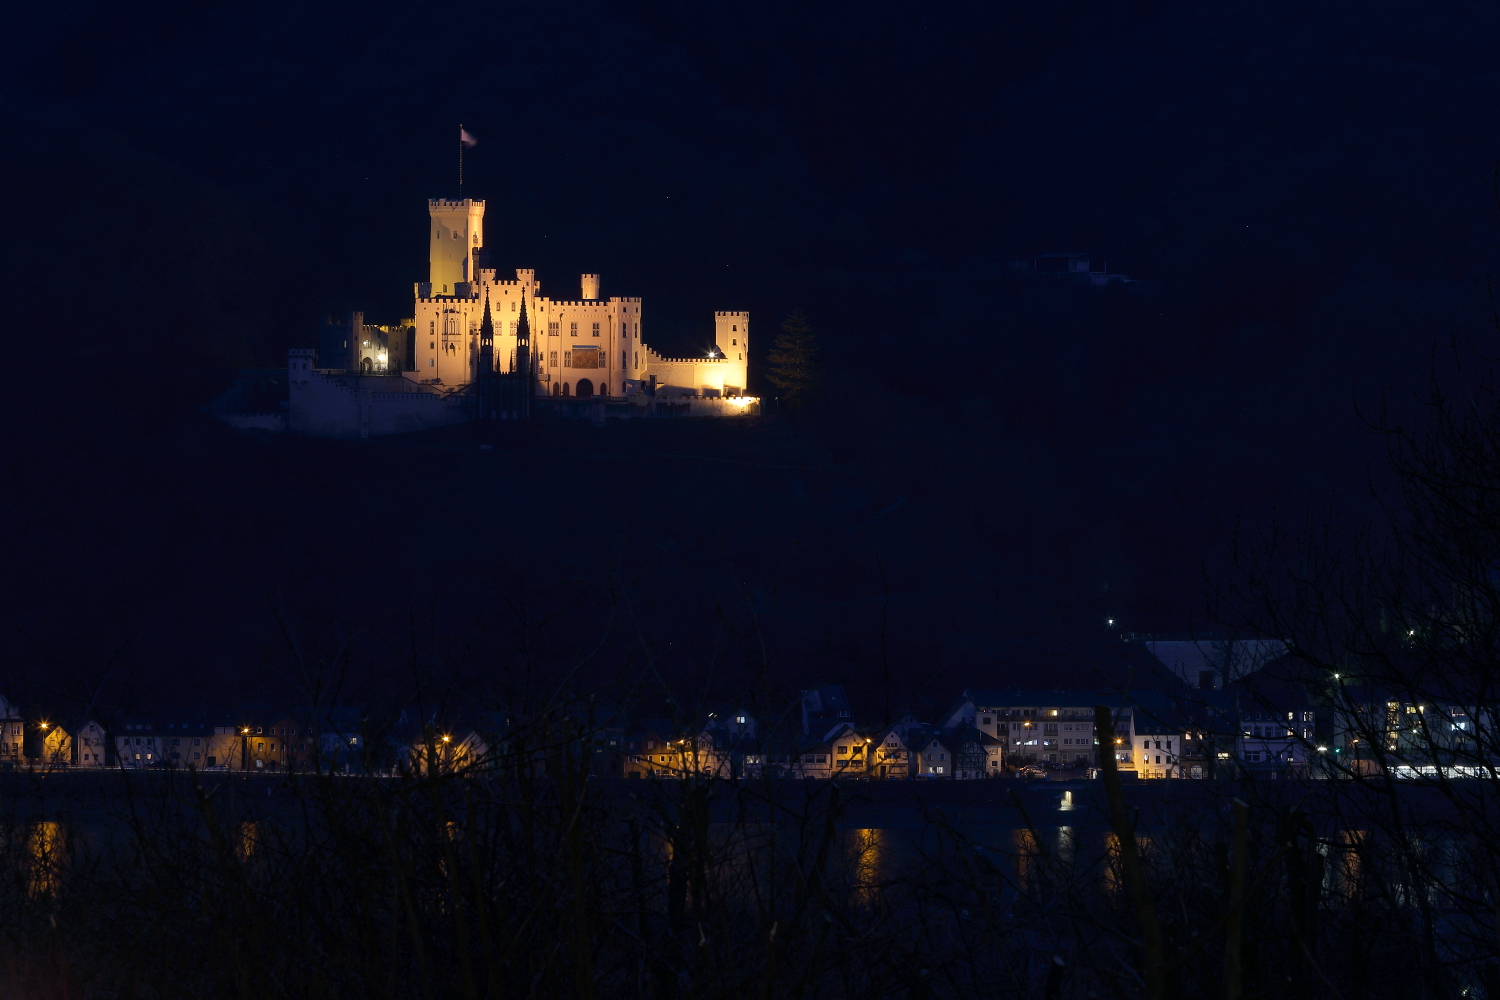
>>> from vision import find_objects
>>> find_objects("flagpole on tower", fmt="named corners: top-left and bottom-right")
top-left (459, 123), bottom-right (464, 197)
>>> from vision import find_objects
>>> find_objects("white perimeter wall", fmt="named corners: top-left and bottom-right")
top-left (288, 368), bottom-right (468, 439)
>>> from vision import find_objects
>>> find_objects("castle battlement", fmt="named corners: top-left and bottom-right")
top-left (645, 346), bottom-right (729, 364)
top-left (714, 311), bottom-right (749, 317)
top-left (429, 198), bottom-right (484, 209)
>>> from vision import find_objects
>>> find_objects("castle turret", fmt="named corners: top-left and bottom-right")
top-left (288, 347), bottom-right (316, 378)
top-left (714, 311), bottom-right (749, 395)
top-left (581, 274), bottom-right (600, 300)
top-left (348, 311), bottom-right (364, 371)
top-left (428, 198), bottom-right (485, 295)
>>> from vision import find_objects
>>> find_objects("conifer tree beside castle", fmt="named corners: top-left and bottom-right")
top-left (765, 310), bottom-right (821, 409)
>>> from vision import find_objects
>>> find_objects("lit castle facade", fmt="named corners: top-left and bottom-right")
top-left (284, 197), bottom-right (755, 438)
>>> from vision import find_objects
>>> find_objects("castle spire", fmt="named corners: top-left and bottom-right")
top-left (512, 291), bottom-right (534, 419)
top-left (515, 291), bottom-right (531, 377)
top-left (478, 290), bottom-right (495, 376)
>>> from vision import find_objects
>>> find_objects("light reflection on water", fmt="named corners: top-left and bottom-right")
top-left (1333, 828), bottom-right (1370, 900)
top-left (1012, 827), bottom-right (1043, 896)
top-left (237, 821), bottom-right (259, 862)
top-left (5, 807), bottom-right (1458, 926)
top-left (27, 820), bottom-right (65, 899)
top-left (846, 827), bottom-right (887, 906)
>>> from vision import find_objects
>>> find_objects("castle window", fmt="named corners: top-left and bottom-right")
top-left (549, 351), bottom-right (558, 368)
top-left (570, 322), bottom-right (578, 337)
top-left (732, 325), bottom-right (737, 331)
top-left (564, 351), bottom-right (572, 367)
top-left (592, 322), bottom-right (600, 337)
top-left (634, 352), bottom-right (639, 369)
top-left (548, 322), bottom-right (560, 337)
top-left (731, 339), bottom-right (737, 345)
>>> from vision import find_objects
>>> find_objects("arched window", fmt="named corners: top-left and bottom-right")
top-left (551, 383), bottom-right (560, 397)
top-left (561, 382), bottom-right (571, 396)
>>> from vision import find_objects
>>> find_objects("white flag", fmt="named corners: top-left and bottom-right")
top-left (460, 128), bottom-right (477, 147)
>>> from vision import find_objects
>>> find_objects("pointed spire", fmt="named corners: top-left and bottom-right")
top-left (515, 291), bottom-right (531, 380)
top-left (478, 290), bottom-right (495, 377)
top-left (480, 290), bottom-right (494, 345)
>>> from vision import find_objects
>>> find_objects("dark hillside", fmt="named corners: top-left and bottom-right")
top-left (2, 0), bottom-right (1497, 713)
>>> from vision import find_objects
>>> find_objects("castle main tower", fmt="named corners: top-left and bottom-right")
top-left (714, 311), bottom-right (750, 395)
top-left (428, 198), bottom-right (485, 295)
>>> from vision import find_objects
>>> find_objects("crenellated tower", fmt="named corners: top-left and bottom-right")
top-left (714, 311), bottom-right (750, 395)
top-left (428, 198), bottom-right (485, 295)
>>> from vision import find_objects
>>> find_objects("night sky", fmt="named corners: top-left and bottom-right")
top-left (4, 1), bottom-right (1499, 718)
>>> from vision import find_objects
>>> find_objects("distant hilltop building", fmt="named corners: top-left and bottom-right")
top-left (216, 197), bottom-right (757, 438)
top-left (1017, 251), bottom-right (1134, 288)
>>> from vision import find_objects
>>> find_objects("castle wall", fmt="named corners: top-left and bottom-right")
top-left (642, 347), bottom-right (747, 397)
top-left (287, 351), bottom-right (467, 439)
top-left (543, 294), bottom-right (641, 397)
top-left (537, 396), bottom-right (760, 421)
top-left (413, 270), bottom-right (649, 399)
top-left (413, 270), bottom-right (542, 386)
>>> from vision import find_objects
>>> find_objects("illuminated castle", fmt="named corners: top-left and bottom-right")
top-left (286, 198), bottom-right (755, 438)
